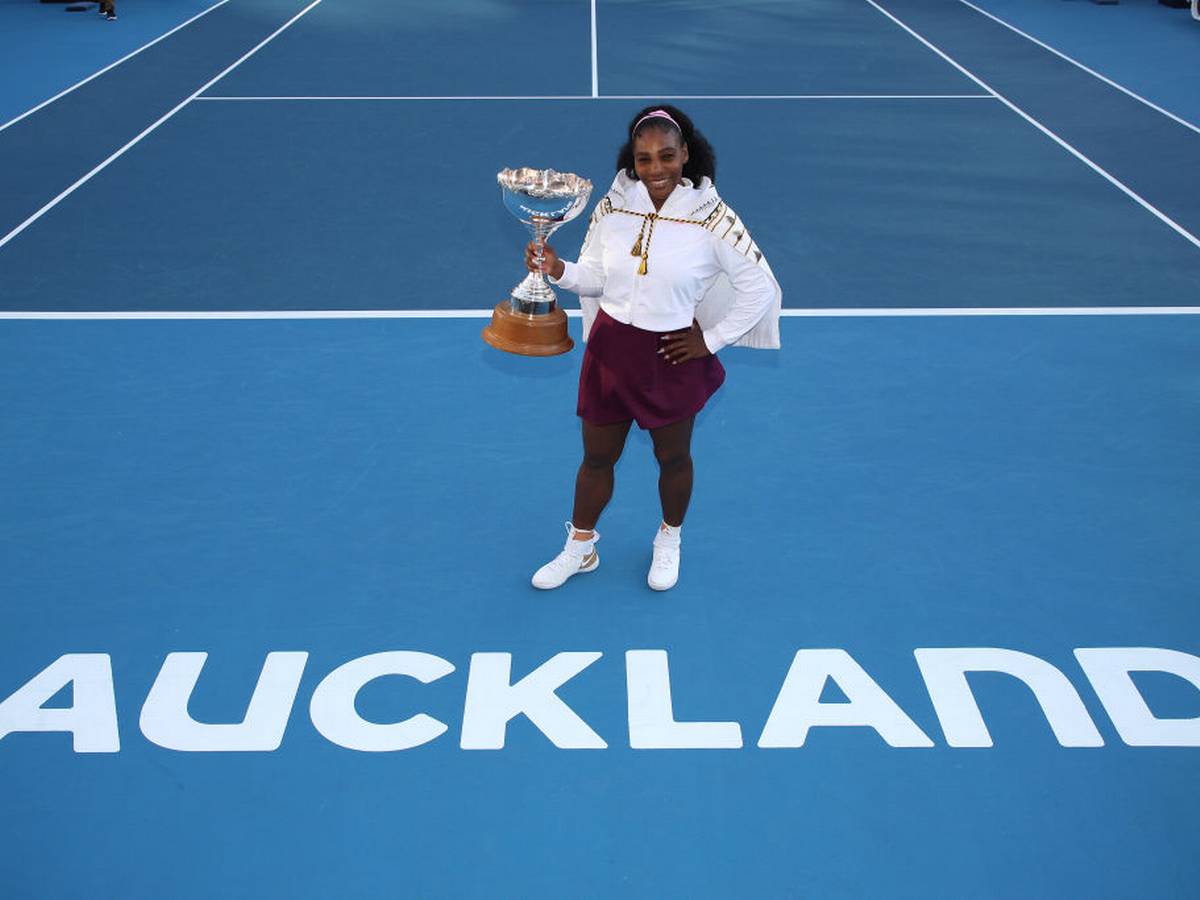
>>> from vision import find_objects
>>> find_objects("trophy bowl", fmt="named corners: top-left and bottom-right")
top-left (483, 167), bottom-right (593, 357)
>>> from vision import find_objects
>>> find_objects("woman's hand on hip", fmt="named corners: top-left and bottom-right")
top-left (525, 241), bottom-right (564, 279)
top-left (659, 320), bottom-right (712, 364)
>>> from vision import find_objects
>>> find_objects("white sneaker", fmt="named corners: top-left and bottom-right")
top-left (532, 522), bottom-right (599, 590)
top-left (648, 527), bottom-right (681, 591)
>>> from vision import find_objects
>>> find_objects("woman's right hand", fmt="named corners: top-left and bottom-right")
top-left (525, 241), bottom-right (564, 279)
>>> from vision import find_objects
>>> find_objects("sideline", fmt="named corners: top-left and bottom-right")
top-left (0, 0), bottom-right (232, 135)
top-left (865, 0), bottom-right (1200, 251)
top-left (0, 0), bottom-right (325, 253)
top-left (957, 0), bottom-right (1200, 136)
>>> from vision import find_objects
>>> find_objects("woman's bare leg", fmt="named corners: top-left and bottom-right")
top-left (649, 416), bottom-right (695, 528)
top-left (571, 419), bottom-right (633, 532)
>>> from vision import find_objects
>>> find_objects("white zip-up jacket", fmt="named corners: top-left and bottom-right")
top-left (550, 172), bottom-right (782, 352)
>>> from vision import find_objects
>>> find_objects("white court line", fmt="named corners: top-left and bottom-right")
top-left (3, 307), bottom-right (1198, 320)
top-left (779, 306), bottom-right (1200, 317)
top-left (0, 310), bottom-right (498, 320)
top-left (0, 0), bottom-right (324, 253)
top-left (0, 0), bottom-right (231, 135)
top-left (196, 94), bottom-right (995, 101)
top-left (590, 0), bottom-right (599, 98)
top-left (603, 94), bottom-right (994, 101)
top-left (957, 0), bottom-right (1200, 136)
top-left (863, 0), bottom-right (1200, 252)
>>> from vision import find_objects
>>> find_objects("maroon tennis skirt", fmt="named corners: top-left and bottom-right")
top-left (577, 308), bottom-right (726, 430)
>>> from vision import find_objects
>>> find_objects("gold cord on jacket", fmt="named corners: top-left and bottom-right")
top-left (629, 213), bottom-right (657, 275)
top-left (613, 207), bottom-right (710, 276)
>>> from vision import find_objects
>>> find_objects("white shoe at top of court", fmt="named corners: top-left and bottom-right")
top-left (648, 528), bottom-right (681, 591)
top-left (531, 522), bottom-right (600, 590)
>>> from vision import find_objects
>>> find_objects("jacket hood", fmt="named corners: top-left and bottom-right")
top-left (606, 171), bottom-right (719, 217)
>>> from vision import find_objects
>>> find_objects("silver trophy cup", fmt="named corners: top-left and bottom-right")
top-left (483, 167), bottom-right (593, 356)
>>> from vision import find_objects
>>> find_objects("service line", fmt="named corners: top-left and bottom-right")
top-left (195, 94), bottom-right (996, 102)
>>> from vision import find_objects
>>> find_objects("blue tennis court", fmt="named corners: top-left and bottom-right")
top-left (2, 1), bottom-right (1198, 897)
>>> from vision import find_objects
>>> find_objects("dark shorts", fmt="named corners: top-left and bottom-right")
top-left (577, 308), bottom-right (726, 430)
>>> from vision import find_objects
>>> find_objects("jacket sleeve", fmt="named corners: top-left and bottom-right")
top-left (702, 233), bottom-right (780, 354)
top-left (549, 206), bottom-right (606, 298)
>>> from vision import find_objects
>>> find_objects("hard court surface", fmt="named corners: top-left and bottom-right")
top-left (1, 1), bottom-right (1198, 897)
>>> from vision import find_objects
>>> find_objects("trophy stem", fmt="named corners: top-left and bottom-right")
top-left (510, 270), bottom-right (557, 315)
top-left (487, 167), bottom-right (592, 357)
top-left (509, 219), bottom-right (561, 314)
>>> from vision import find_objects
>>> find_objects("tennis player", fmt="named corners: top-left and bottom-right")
top-left (526, 104), bottom-right (782, 592)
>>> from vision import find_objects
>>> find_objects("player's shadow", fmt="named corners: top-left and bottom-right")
top-left (478, 343), bottom-right (576, 379)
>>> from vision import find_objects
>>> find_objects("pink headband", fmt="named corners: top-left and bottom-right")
top-left (633, 109), bottom-right (681, 134)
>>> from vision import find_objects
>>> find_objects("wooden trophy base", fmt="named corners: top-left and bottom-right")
top-left (482, 301), bottom-right (574, 357)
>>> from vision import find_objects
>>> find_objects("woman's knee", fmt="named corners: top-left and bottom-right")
top-left (580, 421), bottom-right (629, 472)
top-left (582, 448), bottom-right (621, 471)
top-left (653, 445), bottom-right (692, 471)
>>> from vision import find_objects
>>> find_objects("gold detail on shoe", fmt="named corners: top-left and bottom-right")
top-left (580, 550), bottom-right (598, 569)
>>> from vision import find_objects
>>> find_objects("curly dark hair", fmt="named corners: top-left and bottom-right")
top-left (615, 104), bottom-right (717, 186)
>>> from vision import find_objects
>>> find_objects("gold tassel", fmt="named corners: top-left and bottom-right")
top-left (631, 214), bottom-right (648, 257)
top-left (631, 213), bottom-right (655, 259)
top-left (628, 212), bottom-right (657, 275)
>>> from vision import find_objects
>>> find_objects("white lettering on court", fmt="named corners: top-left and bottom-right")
top-left (626, 650), bottom-right (742, 749)
top-left (460, 652), bottom-right (606, 749)
top-left (758, 649), bottom-right (933, 748)
top-left (140, 652), bottom-right (309, 751)
top-left (0, 654), bottom-right (120, 753)
top-left (1074, 647), bottom-right (1200, 747)
top-left (6, 646), bottom-right (1200, 754)
top-left (309, 651), bottom-right (455, 751)
top-left (915, 648), bottom-right (1103, 747)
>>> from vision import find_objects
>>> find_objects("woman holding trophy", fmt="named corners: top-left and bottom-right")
top-left (526, 104), bottom-right (782, 592)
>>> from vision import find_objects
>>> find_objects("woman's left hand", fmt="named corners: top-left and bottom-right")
top-left (658, 320), bottom-right (711, 364)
